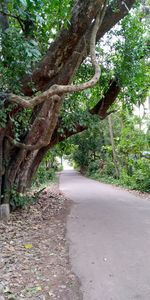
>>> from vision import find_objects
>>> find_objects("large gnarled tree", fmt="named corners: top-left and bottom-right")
top-left (0, 0), bottom-right (146, 216)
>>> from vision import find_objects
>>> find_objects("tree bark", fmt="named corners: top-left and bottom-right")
top-left (108, 115), bottom-right (120, 179)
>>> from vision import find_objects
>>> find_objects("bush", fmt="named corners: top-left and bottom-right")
top-left (104, 160), bottom-right (115, 176)
top-left (119, 159), bottom-right (150, 192)
top-left (87, 160), bottom-right (99, 175)
top-left (10, 188), bottom-right (34, 210)
top-left (33, 164), bottom-right (56, 187)
top-left (131, 159), bottom-right (150, 192)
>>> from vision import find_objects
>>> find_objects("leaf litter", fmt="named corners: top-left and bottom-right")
top-left (0, 184), bottom-right (82, 300)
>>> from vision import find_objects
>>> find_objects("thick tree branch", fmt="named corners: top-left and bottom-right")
top-left (6, 136), bottom-right (48, 150)
top-left (1, 93), bottom-right (60, 109)
top-left (5, 9), bottom-right (105, 110)
top-left (22, 0), bottom-right (104, 95)
top-left (54, 0), bottom-right (135, 90)
top-left (22, 0), bottom-right (135, 95)
top-left (50, 79), bottom-right (121, 147)
top-left (90, 80), bottom-right (121, 118)
top-left (96, 0), bottom-right (135, 41)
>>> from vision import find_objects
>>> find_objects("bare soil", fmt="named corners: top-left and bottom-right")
top-left (0, 184), bottom-right (82, 300)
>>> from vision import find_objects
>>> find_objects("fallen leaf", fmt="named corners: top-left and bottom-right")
top-left (24, 243), bottom-right (33, 249)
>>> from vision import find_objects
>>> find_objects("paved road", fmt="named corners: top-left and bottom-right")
top-left (59, 170), bottom-right (150, 300)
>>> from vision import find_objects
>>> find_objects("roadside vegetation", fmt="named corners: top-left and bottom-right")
top-left (10, 150), bottom-right (62, 209)
top-left (69, 109), bottom-right (150, 193)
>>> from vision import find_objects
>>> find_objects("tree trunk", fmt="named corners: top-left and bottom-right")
top-left (108, 115), bottom-right (120, 179)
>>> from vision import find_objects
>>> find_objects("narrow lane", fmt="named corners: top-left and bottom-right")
top-left (60, 170), bottom-right (150, 300)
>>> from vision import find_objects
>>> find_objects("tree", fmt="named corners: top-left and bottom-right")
top-left (108, 115), bottom-right (120, 179)
top-left (0, 0), bottom-right (148, 215)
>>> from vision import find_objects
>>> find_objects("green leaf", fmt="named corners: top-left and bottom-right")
top-left (20, 0), bottom-right (27, 7)
top-left (24, 243), bottom-right (33, 249)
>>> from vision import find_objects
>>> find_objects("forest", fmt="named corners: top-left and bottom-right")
top-left (0, 0), bottom-right (150, 218)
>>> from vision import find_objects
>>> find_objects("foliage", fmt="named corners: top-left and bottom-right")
top-left (0, 29), bottom-right (41, 93)
top-left (12, 108), bottom-right (32, 141)
top-left (32, 149), bottom-right (63, 188)
top-left (69, 122), bottom-right (105, 170)
top-left (10, 187), bottom-right (35, 210)
top-left (69, 107), bottom-right (150, 192)
top-left (58, 4), bottom-right (149, 136)
top-left (0, 0), bottom-right (74, 94)
top-left (32, 164), bottom-right (56, 188)
top-left (98, 5), bottom-right (149, 108)
top-left (0, 104), bottom-right (16, 128)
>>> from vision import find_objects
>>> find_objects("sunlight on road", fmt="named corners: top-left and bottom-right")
top-left (63, 159), bottom-right (74, 171)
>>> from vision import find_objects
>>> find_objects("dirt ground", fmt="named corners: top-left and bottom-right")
top-left (0, 184), bottom-right (82, 300)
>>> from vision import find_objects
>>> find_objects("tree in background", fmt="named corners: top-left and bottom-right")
top-left (70, 106), bottom-right (150, 192)
top-left (0, 0), bottom-right (149, 214)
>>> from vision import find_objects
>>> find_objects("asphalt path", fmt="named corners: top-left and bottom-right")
top-left (59, 170), bottom-right (150, 300)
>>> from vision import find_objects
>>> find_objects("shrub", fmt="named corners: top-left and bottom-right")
top-left (33, 164), bottom-right (56, 187)
top-left (10, 188), bottom-right (34, 210)
top-left (131, 158), bottom-right (150, 192)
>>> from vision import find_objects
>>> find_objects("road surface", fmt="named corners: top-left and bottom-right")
top-left (59, 170), bottom-right (150, 300)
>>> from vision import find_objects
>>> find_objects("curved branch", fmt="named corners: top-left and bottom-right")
top-left (22, 0), bottom-right (135, 95)
top-left (6, 135), bottom-right (48, 150)
top-left (6, 6), bottom-right (107, 109)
